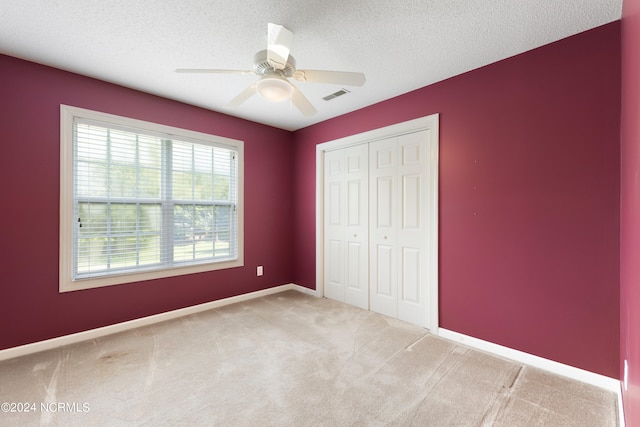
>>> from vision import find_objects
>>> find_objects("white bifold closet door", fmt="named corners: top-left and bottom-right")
top-left (369, 131), bottom-right (431, 328)
top-left (323, 143), bottom-right (369, 310)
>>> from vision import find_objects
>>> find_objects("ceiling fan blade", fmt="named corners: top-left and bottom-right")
top-left (293, 70), bottom-right (366, 86)
top-left (225, 83), bottom-right (258, 108)
top-left (176, 69), bottom-right (254, 75)
top-left (291, 85), bottom-right (317, 117)
top-left (267, 23), bottom-right (294, 70)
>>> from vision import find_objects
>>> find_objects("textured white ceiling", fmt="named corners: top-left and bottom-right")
top-left (0, 1), bottom-right (622, 131)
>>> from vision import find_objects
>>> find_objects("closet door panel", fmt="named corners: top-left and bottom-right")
top-left (325, 239), bottom-right (344, 298)
top-left (397, 131), bottom-right (429, 327)
top-left (324, 144), bottom-right (368, 309)
top-left (344, 144), bottom-right (369, 309)
top-left (400, 246), bottom-right (422, 308)
top-left (402, 175), bottom-right (421, 229)
top-left (369, 138), bottom-right (398, 318)
top-left (324, 150), bottom-right (345, 302)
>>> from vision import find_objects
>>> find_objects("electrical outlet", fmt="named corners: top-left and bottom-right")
top-left (624, 359), bottom-right (629, 391)
top-left (257, 266), bottom-right (263, 276)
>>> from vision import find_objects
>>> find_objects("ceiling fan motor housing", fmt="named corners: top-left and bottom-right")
top-left (253, 49), bottom-right (296, 77)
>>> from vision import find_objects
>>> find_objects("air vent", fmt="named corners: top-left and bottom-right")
top-left (323, 88), bottom-right (350, 101)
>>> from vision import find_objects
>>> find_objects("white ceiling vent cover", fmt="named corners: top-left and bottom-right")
top-left (323, 89), bottom-right (351, 101)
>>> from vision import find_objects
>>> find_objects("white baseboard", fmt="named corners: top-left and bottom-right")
top-left (438, 328), bottom-right (625, 426)
top-left (292, 284), bottom-right (318, 297)
top-left (0, 283), bottom-right (312, 363)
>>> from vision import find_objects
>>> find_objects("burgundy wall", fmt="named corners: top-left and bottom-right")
top-left (621, 0), bottom-right (640, 423)
top-left (293, 23), bottom-right (621, 378)
top-left (0, 55), bottom-right (294, 350)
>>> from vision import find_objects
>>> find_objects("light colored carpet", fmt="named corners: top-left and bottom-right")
top-left (0, 290), bottom-right (618, 426)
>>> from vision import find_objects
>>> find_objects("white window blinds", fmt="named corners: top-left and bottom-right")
top-left (63, 109), bottom-right (242, 287)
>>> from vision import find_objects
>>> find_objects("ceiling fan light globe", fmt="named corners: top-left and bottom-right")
top-left (256, 77), bottom-right (293, 102)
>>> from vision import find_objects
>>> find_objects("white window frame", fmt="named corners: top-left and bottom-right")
top-left (59, 105), bottom-right (244, 292)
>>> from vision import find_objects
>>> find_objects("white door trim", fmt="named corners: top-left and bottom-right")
top-left (315, 114), bottom-right (439, 334)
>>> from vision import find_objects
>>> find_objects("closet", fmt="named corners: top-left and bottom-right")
top-left (321, 117), bottom-right (438, 329)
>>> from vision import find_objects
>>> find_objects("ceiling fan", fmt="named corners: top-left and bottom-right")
top-left (176, 23), bottom-right (366, 117)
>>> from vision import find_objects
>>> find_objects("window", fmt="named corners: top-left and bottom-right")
top-left (60, 105), bottom-right (243, 292)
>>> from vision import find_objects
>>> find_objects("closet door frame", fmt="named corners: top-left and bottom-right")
top-left (315, 114), bottom-right (439, 334)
